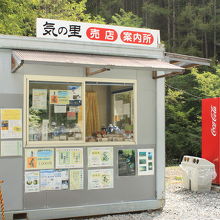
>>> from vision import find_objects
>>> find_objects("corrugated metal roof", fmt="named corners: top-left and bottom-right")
top-left (12, 50), bottom-right (184, 73)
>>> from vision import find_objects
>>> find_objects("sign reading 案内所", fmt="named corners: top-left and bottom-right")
top-left (36, 18), bottom-right (160, 48)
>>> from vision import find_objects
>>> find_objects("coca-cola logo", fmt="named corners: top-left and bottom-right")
top-left (211, 105), bottom-right (217, 136)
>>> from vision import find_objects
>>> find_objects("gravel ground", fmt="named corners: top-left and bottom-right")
top-left (84, 167), bottom-right (220, 220)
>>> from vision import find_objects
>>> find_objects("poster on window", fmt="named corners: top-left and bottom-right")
top-left (0, 109), bottom-right (22, 139)
top-left (25, 171), bottom-right (40, 193)
top-left (40, 169), bottom-right (69, 191)
top-left (0, 140), bottom-right (22, 156)
top-left (50, 90), bottom-right (69, 105)
top-left (32, 89), bottom-right (47, 110)
top-left (138, 149), bottom-right (154, 175)
top-left (88, 147), bottom-right (113, 167)
top-left (56, 148), bottom-right (83, 169)
top-left (69, 169), bottom-right (83, 190)
top-left (25, 148), bottom-right (54, 170)
top-left (88, 169), bottom-right (114, 190)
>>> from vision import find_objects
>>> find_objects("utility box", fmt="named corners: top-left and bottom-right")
top-left (202, 98), bottom-right (220, 185)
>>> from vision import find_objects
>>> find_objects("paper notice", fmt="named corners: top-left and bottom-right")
top-left (88, 169), bottom-right (114, 190)
top-left (32, 89), bottom-right (47, 110)
top-left (115, 100), bottom-right (123, 115)
top-left (123, 103), bottom-right (130, 115)
top-left (69, 169), bottom-right (83, 190)
top-left (25, 148), bottom-right (54, 170)
top-left (25, 171), bottom-right (40, 193)
top-left (54, 105), bottom-right (66, 113)
top-left (88, 147), bottom-right (113, 167)
top-left (138, 149), bottom-right (154, 175)
top-left (40, 169), bottom-right (69, 191)
top-left (0, 109), bottom-right (22, 139)
top-left (56, 148), bottom-right (83, 169)
top-left (0, 140), bottom-right (22, 156)
top-left (50, 90), bottom-right (69, 105)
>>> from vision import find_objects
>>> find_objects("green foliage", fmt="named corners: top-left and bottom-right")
top-left (111, 9), bottom-right (142, 27)
top-left (0, 0), bottom-right (105, 36)
top-left (166, 65), bottom-right (220, 163)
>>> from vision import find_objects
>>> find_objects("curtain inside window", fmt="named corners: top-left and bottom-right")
top-left (86, 91), bottom-right (100, 137)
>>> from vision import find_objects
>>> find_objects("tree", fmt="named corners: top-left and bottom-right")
top-left (111, 9), bottom-right (142, 27)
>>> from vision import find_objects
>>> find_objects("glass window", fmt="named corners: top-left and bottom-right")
top-left (85, 82), bottom-right (134, 143)
top-left (28, 81), bottom-right (83, 142)
top-left (26, 76), bottom-right (136, 146)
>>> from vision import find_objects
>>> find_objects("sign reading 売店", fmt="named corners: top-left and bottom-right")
top-left (36, 18), bottom-right (160, 48)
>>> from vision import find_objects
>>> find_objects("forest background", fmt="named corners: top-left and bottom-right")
top-left (1, 0), bottom-right (220, 164)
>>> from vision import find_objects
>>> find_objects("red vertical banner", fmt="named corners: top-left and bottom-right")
top-left (202, 98), bottom-right (220, 184)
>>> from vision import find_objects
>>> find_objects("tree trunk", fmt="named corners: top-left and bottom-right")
top-left (168, 0), bottom-right (171, 51)
top-left (172, 0), bottom-right (176, 50)
top-left (213, 0), bottom-right (217, 58)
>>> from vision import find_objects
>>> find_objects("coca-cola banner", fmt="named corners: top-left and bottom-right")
top-left (202, 98), bottom-right (220, 184)
top-left (36, 18), bottom-right (160, 48)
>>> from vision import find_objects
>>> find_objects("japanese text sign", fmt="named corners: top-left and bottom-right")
top-left (36, 18), bottom-right (160, 48)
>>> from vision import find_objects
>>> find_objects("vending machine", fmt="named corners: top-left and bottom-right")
top-left (202, 97), bottom-right (220, 185)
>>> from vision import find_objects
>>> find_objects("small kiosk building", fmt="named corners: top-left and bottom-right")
top-left (0, 19), bottom-right (185, 220)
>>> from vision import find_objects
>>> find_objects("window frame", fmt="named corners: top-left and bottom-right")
top-left (24, 75), bottom-right (137, 147)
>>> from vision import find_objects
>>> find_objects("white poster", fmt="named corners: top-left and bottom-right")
top-left (54, 105), bottom-right (67, 113)
top-left (56, 148), bottom-right (83, 169)
top-left (115, 100), bottom-right (123, 115)
top-left (0, 140), bottom-right (22, 156)
top-left (88, 169), bottom-right (114, 190)
top-left (69, 169), bottom-right (83, 190)
top-left (42, 120), bottom-right (49, 141)
top-left (25, 171), bottom-right (40, 193)
top-left (88, 147), bottom-right (113, 167)
top-left (32, 89), bottom-right (47, 110)
top-left (40, 169), bottom-right (69, 191)
top-left (138, 149), bottom-right (154, 176)
top-left (0, 109), bottom-right (22, 139)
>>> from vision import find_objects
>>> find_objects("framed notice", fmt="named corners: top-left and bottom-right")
top-left (56, 148), bottom-right (83, 169)
top-left (88, 169), bottom-right (114, 190)
top-left (88, 147), bottom-right (113, 167)
top-left (25, 148), bottom-right (54, 170)
top-left (138, 149), bottom-right (154, 175)
top-left (0, 109), bottom-right (22, 139)
top-left (0, 140), bottom-right (22, 156)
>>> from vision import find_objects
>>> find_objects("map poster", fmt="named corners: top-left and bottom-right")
top-left (138, 149), bottom-right (154, 176)
top-left (56, 148), bottom-right (83, 169)
top-left (69, 169), bottom-right (84, 190)
top-left (88, 169), bottom-right (114, 190)
top-left (25, 148), bottom-right (54, 170)
top-left (88, 147), bottom-right (113, 167)
top-left (25, 171), bottom-right (40, 193)
top-left (0, 109), bottom-right (22, 139)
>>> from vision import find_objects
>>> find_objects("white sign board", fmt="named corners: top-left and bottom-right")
top-left (36, 18), bottom-right (160, 48)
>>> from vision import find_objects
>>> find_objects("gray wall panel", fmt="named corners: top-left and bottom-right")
top-left (0, 158), bottom-right (23, 211)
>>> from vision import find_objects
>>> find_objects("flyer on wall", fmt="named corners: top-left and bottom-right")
top-left (138, 149), bottom-right (154, 175)
top-left (25, 148), bottom-right (54, 170)
top-left (40, 169), bottom-right (69, 191)
top-left (69, 169), bottom-right (83, 190)
top-left (0, 140), bottom-right (22, 156)
top-left (25, 171), bottom-right (40, 193)
top-left (0, 109), bottom-right (22, 139)
top-left (88, 147), bottom-right (113, 167)
top-left (56, 148), bottom-right (83, 169)
top-left (88, 169), bottom-right (114, 190)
